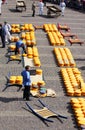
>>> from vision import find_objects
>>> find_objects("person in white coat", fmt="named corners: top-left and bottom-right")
top-left (4, 21), bottom-right (11, 43)
top-left (0, 0), bottom-right (2, 15)
top-left (60, 0), bottom-right (66, 16)
top-left (38, 0), bottom-right (44, 15)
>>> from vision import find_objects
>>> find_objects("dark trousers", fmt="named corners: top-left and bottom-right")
top-left (1, 35), bottom-right (6, 48)
top-left (15, 46), bottom-right (26, 55)
top-left (23, 85), bottom-right (30, 100)
top-left (32, 10), bottom-right (35, 17)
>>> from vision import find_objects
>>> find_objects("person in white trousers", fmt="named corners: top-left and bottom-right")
top-left (0, 0), bottom-right (2, 15)
top-left (38, 0), bottom-right (44, 15)
top-left (4, 21), bottom-right (11, 43)
top-left (60, 0), bottom-right (66, 16)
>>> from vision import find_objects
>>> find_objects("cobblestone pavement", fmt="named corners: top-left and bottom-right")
top-left (0, 0), bottom-right (85, 130)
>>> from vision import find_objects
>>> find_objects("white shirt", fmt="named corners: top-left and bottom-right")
top-left (39, 2), bottom-right (44, 9)
top-left (4, 24), bottom-right (11, 32)
top-left (60, 2), bottom-right (66, 8)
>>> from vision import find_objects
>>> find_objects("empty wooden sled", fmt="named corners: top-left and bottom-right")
top-left (26, 99), bottom-right (67, 123)
top-left (68, 38), bottom-right (84, 46)
top-left (60, 31), bottom-right (76, 38)
top-left (57, 23), bottom-right (70, 31)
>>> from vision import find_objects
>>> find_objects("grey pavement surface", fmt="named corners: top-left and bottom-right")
top-left (0, 0), bottom-right (85, 130)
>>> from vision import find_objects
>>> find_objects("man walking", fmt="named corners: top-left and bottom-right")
top-left (32, 1), bottom-right (36, 17)
top-left (4, 21), bottom-right (11, 43)
top-left (38, 0), bottom-right (44, 15)
top-left (0, 24), bottom-right (6, 48)
top-left (60, 0), bottom-right (66, 16)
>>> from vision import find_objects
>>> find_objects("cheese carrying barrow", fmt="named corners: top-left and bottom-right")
top-left (46, 5), bottom-right (61, 17)
top-left (26, 99), bottom-right (68, 123)
top-left (16, 0), bottom-right (26, 12)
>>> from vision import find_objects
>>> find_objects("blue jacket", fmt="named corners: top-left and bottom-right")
top-left (16, 40), bottom-right (23, 49)
top-left (0, 26), bottom-right (6, 37)
top-left (21, 70), bottom-right (31, 86)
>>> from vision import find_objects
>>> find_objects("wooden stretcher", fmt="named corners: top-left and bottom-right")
top-left (60, 31), bottom-right (76, 38)
top-left (26, 99), bottom-right (67, 123)
top-left (68, 38), bottom-right (84, 46)
top-left (16, 0), bottom-right (26, 12)
top-left (6, 45), bottom-right (16, 56)
top-left (3, 69), bottom-right (43, 91)
top-left (7, 54), bottom-right (22, 64)
top-left (46, 6), bottom-right (61, 17)
top-left (57, 23), bottom-right (70, 31)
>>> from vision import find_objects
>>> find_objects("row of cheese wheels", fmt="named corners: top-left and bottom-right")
top-left (54, 47), bottom-right (76, 67)
top-left (26, 47), bottom-right (39, 58)
top-left (11, 31), bottom-right (36, 46)
top-left (11, 24), bottom-right (34, 33)
top-left (60, 68), bottom-right (85, 96)
top-left (20, 31), bottom-right (36, 46)
top-left (11, 23), bottom-right (58, 33)
top-left (43, 24), bottom-right (58, 32)
top-left (71, 98), bottom-right (85, 127)
top-left (47, 31), bottom-right (66, 46)
top-left (9, 69), bottom-right (43, 84)
top-left (26, 47), bottom-right (41, 67)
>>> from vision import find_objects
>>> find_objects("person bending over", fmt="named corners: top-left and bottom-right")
top-left (15, 39), bottom-right (26, 55)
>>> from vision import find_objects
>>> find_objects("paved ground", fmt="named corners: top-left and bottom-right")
top-left (0, 0), bottom-right (85, 130)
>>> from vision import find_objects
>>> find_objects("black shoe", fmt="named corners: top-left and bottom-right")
top-left (26, 98), bottom-right (31, 101)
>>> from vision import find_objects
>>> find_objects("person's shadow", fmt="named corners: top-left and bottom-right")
top-left (0, 97), bottom-right (22, 103)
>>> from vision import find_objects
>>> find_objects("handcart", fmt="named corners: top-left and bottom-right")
top-left (46, 5), bottom-right (61, 17)
top-left (26, 99), bottom-right (68, 123)
top-left (16, 0), bottom-right (26, 12)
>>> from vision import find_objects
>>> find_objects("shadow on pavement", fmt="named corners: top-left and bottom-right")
top-left (0, 97), bottom-right (23, 103)
top-left (9, 8), bottom-right (22, 13)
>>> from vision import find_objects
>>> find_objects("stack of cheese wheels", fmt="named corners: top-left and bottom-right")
top-left (16, 76), bottom-right (23, 85)
top-left (43, 24), bottom-right (58, 32)
top-left (33, 47), bottom-right (39, 57)
top-left (29, 24), bottom-right (34, 31)
top-left (33, 57), bottom-right (41, 67)
top-left (8, 45), bottom-right (16, 51)
top-left (11, 36), bottom-right (19, 42)
top-left (53, 48), bottom-right (64, 66)
top-left (71, 98), bottom-right (85, 127)
top-left (64, 48), bottom-right (76, 67)
top-left (11, 24), bottom-right (20, 33)
top-left (26, 47), bottom-right (33, 58)
top-left (30, 31), bottom-right (36, 45)
top-left (21, 24), bottom-right (34, 31)
top-left (32, 82), bottom-right (38, 91)
top-left (60, 68), bottom-right (85, 96)
top-left (9, 76), bottom-right (16, 84)
top-left (37, 80), bottom-right (45, 87)
top-left (21, 32), bottom-right (26, 39)
top-left (36, 69), bottom-right (42, 75)
top-left (54, 47), bottom-right (76, 67)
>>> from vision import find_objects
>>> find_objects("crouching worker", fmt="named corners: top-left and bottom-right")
top-left (15, 39), bottom-right (26, 55)
top-left (21, 65), bottom-right (31, 101)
